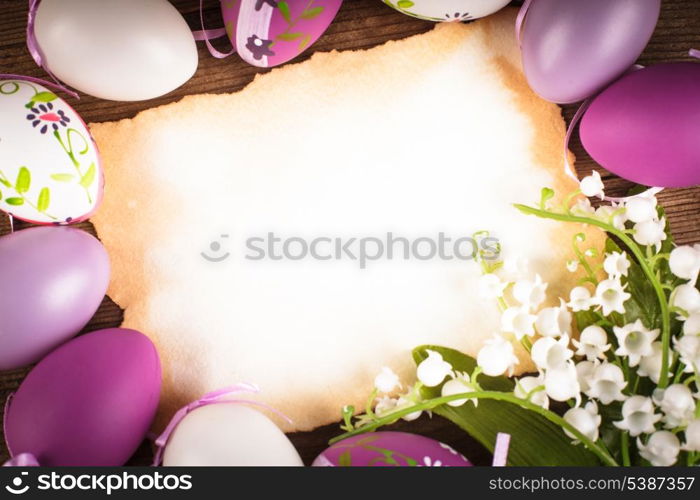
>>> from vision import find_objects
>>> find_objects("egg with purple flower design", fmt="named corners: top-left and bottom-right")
top-left (0, 78), bottom-right (102, 225)
top-left (313, 432), bottom-right (473, 467)
top-left (380, 0), bottom-right (510, 22)
top-left (221, 0), bottom-right (343, 68)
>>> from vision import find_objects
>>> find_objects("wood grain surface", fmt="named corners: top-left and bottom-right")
top-left (0, 0), bottom-right (698, 466)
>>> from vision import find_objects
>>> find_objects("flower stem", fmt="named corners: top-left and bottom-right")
top-left (514, 204), bottom-right (672, 388)
top-left (621, 432), bottom-right (631, 466)
top-left (332, 390), bottom-right (618, 466)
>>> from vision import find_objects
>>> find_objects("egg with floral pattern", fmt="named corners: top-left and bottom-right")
top-left (313, 432), bottom-right (473, 466)
top-left (0, 79), bottom-right (102, 225)
top-left (221, 0), bottom-right (343, 68)
top-left (380, 0), bottom-right (510, 22)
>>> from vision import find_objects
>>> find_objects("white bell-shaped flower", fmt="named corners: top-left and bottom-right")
top-left (603, 251), bottom-right (631, 278)
top-left (684, 312), bottom-right (700, 336)
top-left (669, 245), bottom-right (700, 282)
top-left (396, 396), bottom-right (422, 422)
top-left (580, 171), bottom-right (605, 198)
top-left (532, 335), bottom-right (573, 371)
top-left (613, 396), bottom-right (661, 437)
top-left (478, 273), bottom-right (508, 300)
top-left (564, 401), bottom-right (601, 443)
top-left (512, 274), bottom-right (548, 311)
top-left (514, 375), bottom-right (549, 409)
top-left (593, 278), bottom-right (631, 316)
top-left (571, 197), bottom-right (595, 216)
top-left (671, 284), bottom-right (700, 316)
top-left (613, 319), bottom-right (659, 367)
top-left (575, 360), bottom-right (597, 393)
top-left (637, 342), bottom-right (666, 384)
top-left (674, 335), bottom-right (700, 373)
top-left (499, 256), bottom-right (529, 282)
top-left (441, 372), bottom-right (478, 408)
top-left (624, 195), bottom-right (657, 223)
top-left (568, 286), bottom-right (593, 312)
top-left (572, 325), bottom-right (611, 361)
top-left (374, 367), bottom-right (401, 394)
top-left (682, 419), bottom-right (700, 452)
top-left (477, 335), bottom-right (519, 377)
top-left (375, 396), bottom-right (398, 416)
top-left (633, 218), bottom-right (667, 250)
top-left (544, 361), bottom-right (580, 402)
top-left (584, 362), bottom-right (627, 404)
top-left (595, 204), bottom-right (627, 231)
top-left (637, 431), bottom-right (680, 466)
top-left (535, 299), bottom-right (572, 338)
top-left (416, 350), bottom-right (453, 387)
top-left (653, 384), bottom-right (696, 428)
top-left (500, 307), bottom-right (537, 340)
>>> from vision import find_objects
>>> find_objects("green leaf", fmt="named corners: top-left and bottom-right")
top-left (31, 91), bottom-right (58, 103)
top-left (37, 187), bottom-right (50, 213)
top-left (397, 0), bottom-right (414, 8)
top-left (277, 32), bottom-right (303, 41)
top-left (15, 167), bottom-right (31, 194)
top-left (301, 6), bottom-right (324, 19)
top-left (0, 177), bottom-right (10, 188)
top-left (277, 1), bottom-right (291, 22)
top-left (50, 173), bottom-right (76, 182)
top-left (412, 346), bottom-right (600, 466)
top-left (5, 197), bottom-right (24, 206)
top-left (299, 34), bottom-right (312, 52)
top-left (79, 163), bottom-right (96, 189)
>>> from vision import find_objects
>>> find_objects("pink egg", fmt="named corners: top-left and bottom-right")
top-left (580, 62), bottom-right (700, 188)
top-left (313, 432), bottom-right (473, 466)
top-left (4, 328), bottom-right (161, 466)
top-left (221, 0), bottom-right (342, 68)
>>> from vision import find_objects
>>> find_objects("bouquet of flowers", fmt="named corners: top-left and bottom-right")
top-left (335, 174), bottom-right (700, 466)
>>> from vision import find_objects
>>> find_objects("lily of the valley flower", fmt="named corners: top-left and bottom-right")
top-left (477, 335), bottom-right (519, 377)
top-left (637, 341), bottom-right (666, 384)
top-left (624, 195), bottom-right (657, 224)
top-left (375, 396), bottom-right (398, 416)
top-left (478, 273), bottom-right (508, 300)
top-left (544, 361), bottom-right (581, 402)
top-left (514, 375), bottom-right (549, 409)
top-left (584, 362), bottom-right (627, 404)
top-left (682, 419), bottom-right (700, 452)
top-left (568, 286), bottom-right (593, 312)
top-left (571, 197), bottom-right (595, 216)
top-left (637, 431), bottom-right (681, 466)
top-left (603, 251), bottom-right (631, 278)
top-left (674, 335), bottom-right (700, 372)
top-left (593, 277), bottom-right (631, 316)
top-left (613, 319), bottom-right (659, 367)
top-left (416, 350), bottom-right (453, 387)
top-left (580, 171), bottom-right (605, 198)
top-left (532, 335), bottom-right (573, 371)
top-left (396, 396), bottom-right (422, 421)
top-left (684, 312), bottom-right (700, 335)
top-left (501, 307), bottom-right (537, 340)
top-left (512, 275), bottom-right (548, 311)
top-left (573, 325), bottom-right (611, 361)
top-left (595, 204), bottom-right (627, 231)
top-left (613, 396), bottom-right (661, 437)
top-left (564, 401), bottom-right (601, 443)
top-left (671, 284), bottom-right (700, 316)
top-left (441, 372), bottom-right (478, 407)
top-left (633, 218), bottom-right (667, 250)
top-left (535, 299), bottom-right (572, 338)
top-left (669, 245), bottom-right (700, 282)
top-left (374, 367), bottom-right (401, 393)
top-left (575, 360), bottom-right (597, 393)
top-left (653, 384), bottom-right (696, 428)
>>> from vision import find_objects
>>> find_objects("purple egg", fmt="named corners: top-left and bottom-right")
top-left (4, 328), bottom-right (161, 466)
top-left (0, 227), bottom-right (110, 370)
top-left (313, 432), bottom-right (472, 467)
top-left (222, 0), bottom-right (343, 68)
top-left (580, 62), bottom-right (700, 188)
top-left (521, 0), bottom-right (660, 103)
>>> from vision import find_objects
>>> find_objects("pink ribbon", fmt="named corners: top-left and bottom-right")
top-left (193, 0), bottom-right (236, 59)
top-left (690, 48), bottom-right (700, 59)
top-left (25, 0), bottom-right (79, 98)
top-left (1, 394), bottom-right (38, 466)
top-left (491, 432), bottom-right (510, 467)
top-left (152, 383), bottom-right (292, 466)
top-left (515, 0), bottom-right (532, 47)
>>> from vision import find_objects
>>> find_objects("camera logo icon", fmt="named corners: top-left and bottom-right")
top-left (5, 472), bottom-right (30, 495)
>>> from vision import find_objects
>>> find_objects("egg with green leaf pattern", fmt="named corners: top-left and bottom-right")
top-left (0, 78), bottom-right (102, 225)
top-left (380, 0), bottom-right (510, 22)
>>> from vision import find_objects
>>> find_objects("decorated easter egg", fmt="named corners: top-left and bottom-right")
top-left (380, 0), bottom-right (510, 22)
top-left (34, 0), bottom-right (197, 101)
top-left (0, 227), bottom-right (110, 370)
top-left (580, 62), bottom-right (700, 188)
top-left (162, 404), bottom-right (303, 466)
top-left (4, 328), bottom-right (161, 466)
top-left (222, 0), bottom-right (343, 68)
top-left (313, 432), bottom-right (472, 466)
top-left (521, 0), bottom-right (661, 103)
top-left (0, 79), bottom-right (102, 224)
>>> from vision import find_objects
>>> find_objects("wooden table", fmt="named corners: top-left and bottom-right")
top-left (1, 0), bottom-right (699, 466)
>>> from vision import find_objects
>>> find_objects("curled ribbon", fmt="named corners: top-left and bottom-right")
top-left (25, 0), bottom-right (79, 98)
top-left (193, 0), bottom-right (236, 59)
top-left (152, 383), bottom-right (292, 466)
top-left (1, 394), bottom-right (38, 466)
top-left (491, 432), bottom-right (510, 467)
top-left (514, 0), bottom-right (532, 47)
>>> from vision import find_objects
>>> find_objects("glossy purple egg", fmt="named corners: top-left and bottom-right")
top-left (222, 0), bottom-right (342, 68)
top-left (580, 62), bottom-right (700, 188)
top-left (0, 227), bottom-right (110, 370)
top-left (4, 328), bottom-right (162, 466)
top-left (313, 432), bottom-right (472, 467)
top-left (521, 0), bottom-right (660, 103)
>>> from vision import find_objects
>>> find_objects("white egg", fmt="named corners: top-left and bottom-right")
top-left (0, 79), bottom-right (102, 224)
top-left (382, 0), bottom-right (511, 22)
top-left (162, 404), bottom-right (303, 466)
top-left (34, 0), bottom-right (198, 101)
